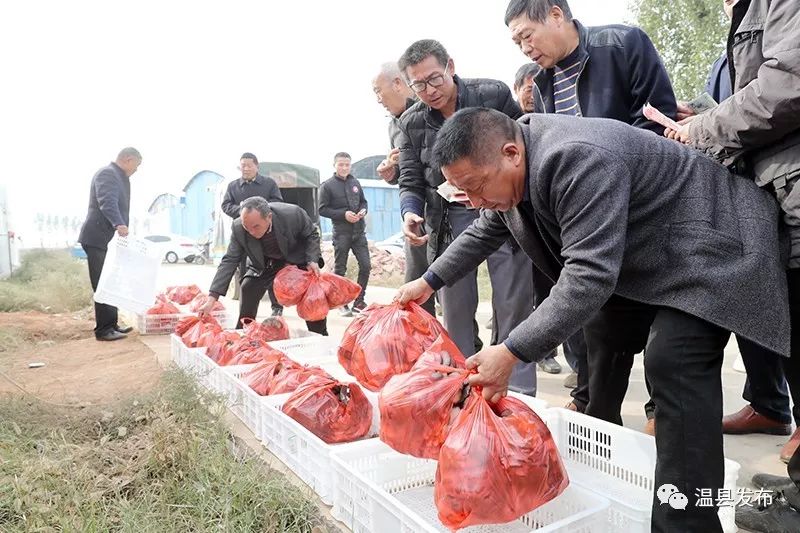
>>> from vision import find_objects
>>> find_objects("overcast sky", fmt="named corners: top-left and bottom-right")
top-left (0, 0), bottom-right (632, 237)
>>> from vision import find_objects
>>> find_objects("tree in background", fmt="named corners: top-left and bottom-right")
top-left (629, 0), bottom-right (728, 100)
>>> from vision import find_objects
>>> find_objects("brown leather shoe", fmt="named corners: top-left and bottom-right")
top-left (780, 427), bottom-right (800, 463)
top-left (565, 401), bottom-right (579, 412)
top-left (644, 418), bottom-right (656, 436)
top-left (722, 405), bottom-right (792, 435)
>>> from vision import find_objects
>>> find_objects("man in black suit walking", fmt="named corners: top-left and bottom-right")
top-left (78, 147), bottom-right (142, 341)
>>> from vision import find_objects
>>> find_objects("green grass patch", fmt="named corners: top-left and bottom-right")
top-left (0, 370), bottom-right (326, 532)
top-left (0, 249), bottom-right (92, 313)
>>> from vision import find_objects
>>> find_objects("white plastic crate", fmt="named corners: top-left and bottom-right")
top-left (546, 407), bottom-right (740, 533)
top-left (137, 309), bottom-right (231, 335)
top-left (219, 364), bottom-right (286, 439)
top-left (260, 387), bottom-right (380, 505)
top-left (268, 336), bottom-right (338, 365)
top-left (169, 333), bottom-right (206, 371)
top-left (330, 439), bottom-right (609, 533)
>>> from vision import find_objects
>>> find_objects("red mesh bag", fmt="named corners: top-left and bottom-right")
top-left (196, 327), bottom-right (224, 348)
top-left (188, 293), bottom-right (225, 313)
top-left (282, 375), bottom-right (373, 444)
top-left (273, 266), bottom-right (313, 306)
top-left (226, 344), bottom-right (283, 366)
top-left (254, 360), bottom-right (330, 395)
top-left (147, 295), bottom-right (180, 315)
top-left (337, 302), bottom-right (448, 391)
top-left (297, 281), bottom-right (330, 321)
top-left (379, 334), bottom-right (468, 458)
top-left (318, 271), bottom-right (361, 308)
top-left (242, 356), bottom-right (289, 395)
top-left (180, 316), bottom-right (222, 348)
top-left (434, 393), bottom-right (569, 530)
top-left (337, 314), bottom-right (365, 375)
top-left (167, 284), bottom-right (202, 305)
top-left (216, 336), bottom-right (268, 366)
top-left (240, 317), bottom-right (290, 342)
top-left (207, 331), bottom-right (241, 362)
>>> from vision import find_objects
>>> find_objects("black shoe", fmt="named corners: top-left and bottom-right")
top-left (115, 325), bottom-right (134, 334)
top-left (97, 330), bottom-right (127, 342)
top-left (753, 473), bottom-right (795, 492)
top-left (538, 358), bottom-right (562, 374)
top-left (352, 301), bottom-right (367, 314)
top-left (736, 497), bottom-right (800, 532)
top-left (271, 308), bottom-right (283, 317)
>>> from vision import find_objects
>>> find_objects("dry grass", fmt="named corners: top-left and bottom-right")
top-left (0, 370), bottom-right (326, 532)
top-left (0, 249), bottom-right (93, 313)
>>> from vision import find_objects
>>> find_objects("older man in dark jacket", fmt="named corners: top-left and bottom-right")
top-left (506, 0), bottom-right (677, 427)
top-left (397, 108), bottom-right (788, 532)
top-left (396, 39), bottom-right (539, 396)
top-left (221, 152), bottom-right (285, 316)
top-left (372, 62), bottom-right (436, 316)
top-left (78, 147), bottom-right (141, 341)
top-left (200, 197), bottom-right (327, 335)
top-left (506, 0), bottom-right (675, 130)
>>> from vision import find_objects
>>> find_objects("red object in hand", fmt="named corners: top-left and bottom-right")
top-left (273, 266), bottom-right (313, 306)
top-left (337, 302), bottom-right (448, 391)
top-left (318, 272), bottom-right (361, 308)
top-left (379, 334), bottom-right (468, 458)
top-left (434, 393), bottom-right (569, 530)
top-left (296, 280), bottom-right (329, 321)
top-left (282, 375), bottom-right (373, 444)
top-left (179, 315), bottom-right (222, 347)
top-left (188, 292), bottom-right (225, 313)
top-left (166, 284), bottom-right (202, 305)
top-left (274, 266), bottom-right (359, 320)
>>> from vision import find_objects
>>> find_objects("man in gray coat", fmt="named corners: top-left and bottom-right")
top-left (666, 0), bottom-right (800, 466)
top-left (396, 108), bottom-right (789, 532)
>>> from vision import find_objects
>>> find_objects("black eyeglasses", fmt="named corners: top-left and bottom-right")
top-left (409, 65), bottom-right (450, 93)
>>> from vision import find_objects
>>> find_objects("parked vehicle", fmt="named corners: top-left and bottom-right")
top-left (375, 231), bottom-right (405, 257)
top-left (143, 234), bottom-right (201, 264)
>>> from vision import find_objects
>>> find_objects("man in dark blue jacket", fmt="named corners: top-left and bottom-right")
top-left (318, 152), bottom-right (371, 315)
top-left (78, 147), bottom-right (142, 341)
top-left (505, 0), bottom-right (677, 430)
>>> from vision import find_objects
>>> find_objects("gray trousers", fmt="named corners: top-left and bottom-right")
top-left (438, 208), bottom-right (537, 394)
top-left (405, 238), bottom-right (436, 316)
top-left (488, 242), bottom-right (537, 395)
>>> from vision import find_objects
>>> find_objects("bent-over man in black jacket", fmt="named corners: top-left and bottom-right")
top-left (200, 197), bottom-right (327, 335)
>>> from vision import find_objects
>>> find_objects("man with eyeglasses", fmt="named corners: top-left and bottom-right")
top-left (396, 39), bottom-right (539, 396)
top-left (221, 152), bottom-right (284, 316)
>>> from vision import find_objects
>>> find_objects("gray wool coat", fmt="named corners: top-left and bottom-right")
top-left (428, 114), bottom-right (790, 361)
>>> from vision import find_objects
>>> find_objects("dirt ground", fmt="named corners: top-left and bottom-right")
top-left (0, 311), bottom-right (162, 406)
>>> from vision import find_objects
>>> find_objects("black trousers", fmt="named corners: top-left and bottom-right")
top-left (238, 258), bottom-right (283, 314)
top-left (82, 244), bottom-right (119, 337)
top-left (645, 306), bottom-right (730, 532)
top-left (332, 228), bottom-right (370, 305)
top-left (238, 263), bottom-right (327, 336)
top-left (579, 296), bottom-right (656, 424)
